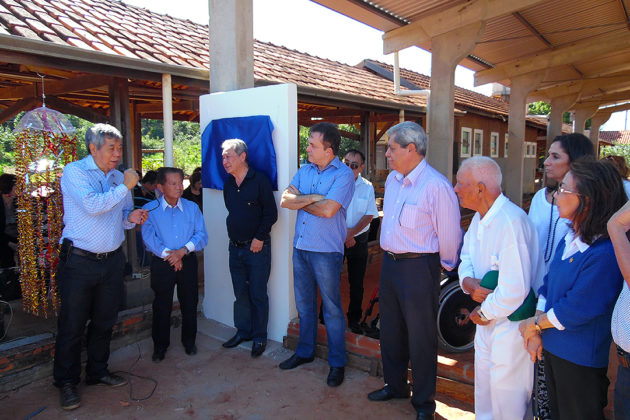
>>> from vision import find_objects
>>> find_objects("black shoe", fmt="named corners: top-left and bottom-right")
top-left (417, 413), bottom-right (435, 420)
top-left (152, 349), bottom-right (166, 362)
top-left (279, 353), bottom-right (315, 370)
top-left (251, 342), bottom-right (266, 358)
top-left (326, 367), bottom-right (344, 387)
top-left (367, 385), bottom-right (410, 401)
top-left (222, 334), bottom-right (250, 348)
top-left (349, 322), bottom-right (362, 334)
top-left (86, 373), bottom-right (127, 388)
top-left (185, 345), bottom-right (197, 355)
top-left (59, 383), bottom-right (80, 410)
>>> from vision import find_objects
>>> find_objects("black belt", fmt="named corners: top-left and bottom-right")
top-left (618, 345), bottom-right (630, 368)
top-left (72, 246), bottom-right (121, 260)
top-left (386, 251), bottom-right (437, 261)
top-left (230, 239), bottom-right (252, 248)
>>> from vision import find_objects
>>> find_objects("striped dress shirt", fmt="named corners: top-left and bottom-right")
top-left (60, 155), bottom-right (134, 253)
top-left (380, 159), bottom-right (462, 270)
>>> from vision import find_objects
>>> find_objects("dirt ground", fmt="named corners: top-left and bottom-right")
top-left (1, 317), bottom-right (474, 420)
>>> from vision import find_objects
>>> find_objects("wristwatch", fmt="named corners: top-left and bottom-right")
top-left (478, 308), bottom-right (489, 322)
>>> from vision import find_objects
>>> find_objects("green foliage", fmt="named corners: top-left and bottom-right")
top-left (298, 123), bottom-right (361, 164)
top-left (600, 144), bottom-right (630, 162)
top-left (528, 101), bottom-right (551, 115)
top-left (140, 119), bottom-right (201, 175)
top-left (563, 112), bottom-right (571, 124)
top-left (0, 126), bottom-right (15, 174)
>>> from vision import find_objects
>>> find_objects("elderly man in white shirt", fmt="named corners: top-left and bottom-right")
top-left (455, 156), bottom-right (540, 420)
top-left (341, 149), bottom-right (378, 332)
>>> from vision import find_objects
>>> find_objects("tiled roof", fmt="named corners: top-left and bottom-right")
top-left (600, 130), bottom-right (630, 145)
top-left (0, 0), bottom-right (537, 121)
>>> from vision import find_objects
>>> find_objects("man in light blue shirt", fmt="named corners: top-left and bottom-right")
top-left (280, 122), bottom-right (354, 387)
top-left (54, 124), bottom-right (148, 411)
top-left (142, 167), bottom-right (208, 363)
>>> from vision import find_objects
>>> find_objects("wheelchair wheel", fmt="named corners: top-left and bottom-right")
top-left (437, 280), bottom-right (476, 353)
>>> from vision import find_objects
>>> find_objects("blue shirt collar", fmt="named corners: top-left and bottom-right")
top-left (160, 196), bottom-right (183, 212)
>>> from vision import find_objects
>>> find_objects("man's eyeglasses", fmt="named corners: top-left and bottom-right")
top-left (344, 160), bottom-right (360, 170)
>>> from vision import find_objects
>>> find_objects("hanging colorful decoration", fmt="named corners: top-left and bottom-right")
top-left (14, 104), bottom-right (78, 318)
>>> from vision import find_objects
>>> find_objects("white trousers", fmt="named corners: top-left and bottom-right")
top-left (474, 318), bottom-right (533, 420)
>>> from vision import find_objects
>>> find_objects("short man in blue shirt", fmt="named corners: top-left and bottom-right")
top-left (54, 124), bottom-right (148, 410)
top-left (221, 139), bottom-right (278, 358)
top-left (142, 167), bottom-right (208, 363)
top-left (280, 122), bottom-right (355, 387)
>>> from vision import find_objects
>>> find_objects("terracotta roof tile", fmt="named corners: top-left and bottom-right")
top-left (600, 130), bottom-right (630, 144)
top-left (8, 5), bottom-right (36, 20)
top-left (50, 22), bottom-right (74, 39)
top-left (112, 45), bottom-right (138, 59)
top-left (66, 36), bottom-right (92, 50)
top-left (24, 17), bottom-right (51, 33)
top-left (41, 31), bottom-right (65, 44)
top-left (0, 22), bottom-right (9, 34)
top-left (0, 11), bottom-right (23, 26)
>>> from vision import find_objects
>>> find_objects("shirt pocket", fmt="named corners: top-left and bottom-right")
top-left (353, 197), bottom-right (368, 215)
top-left (399, 203), bottom-right (419, 228)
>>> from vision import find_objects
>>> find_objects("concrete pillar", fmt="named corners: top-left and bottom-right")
top-left (547, 94), bottom-right (577, 150)
top-left (427, 22), bottom-right (485, 181)
top-left (589, 110), bottom-right (612, 153)
top-left (505, 72), bottom-right (545, 206)
top-left (162, 73), bottom-right (174, 166)
top-left (573, 105), bottom-right (599, 135)
top-left (209, 0), bottom-right (254, 92)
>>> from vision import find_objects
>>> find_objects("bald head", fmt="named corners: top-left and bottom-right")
top-left (455, 157), bottom-right (503, 215)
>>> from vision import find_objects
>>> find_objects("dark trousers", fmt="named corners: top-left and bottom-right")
top-left (379, 252), bottom-right (441, 415)
top-left (345, 231), bottom-right (369, 325)
top-left (543, 349), bottom-right (609, 420)
top-left (151, 254), bottom-right (198, 351)
top-left (615, 363), bottom-right (630, 420)
top-left (53, 249), bottom-right (125, 386)
top-left (228, 241), bottom-right (271, 343)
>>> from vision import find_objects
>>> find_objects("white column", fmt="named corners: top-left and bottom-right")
top-left (162, 73), bottom-right (173, 166)
top-left (547, 94), bottom-right (577, 150)
top-left (427, 22), bottom-right (485, 181)
top-left (505, 72), bottom-right (545, 206)
top-left (209, 0), bottom-right (254, 92)
top-left (573, 105), bottom-right (599, 135)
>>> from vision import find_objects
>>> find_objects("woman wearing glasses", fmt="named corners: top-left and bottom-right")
top-left (526, 133), bottom-right (595, 419)
top-left (520, 160), bottom-right (626, 420)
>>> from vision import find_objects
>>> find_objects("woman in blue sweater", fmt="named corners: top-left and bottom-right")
top-left (519, 160), bottom-right (627, 420)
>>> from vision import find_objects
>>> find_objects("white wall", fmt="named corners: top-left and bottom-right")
top-left (199, 84), bottom-right (298, 342)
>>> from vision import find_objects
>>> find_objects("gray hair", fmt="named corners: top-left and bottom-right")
top-left (387, 121), bottom-right (428, 156)
top-left (221, 138), bottom-right (248, 158)
top-left (85, 123), bottom-right (122, 153)
top-left (459, 156), bottom-right (503, 191)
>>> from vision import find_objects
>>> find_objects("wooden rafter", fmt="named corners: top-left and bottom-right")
top-left (45, 96), bottom-right (109, 124)
top-left (0, 97), bottom-right (37, 124)
top-left (0, 75), bottom-right (111, 100)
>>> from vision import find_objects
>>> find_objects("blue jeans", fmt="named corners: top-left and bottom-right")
top-left (229, 241), bottom-right (271, 343)
top-left (616, 364), bottom-right (630, 420)
top-left (293, 248), bottom-right (346, 367)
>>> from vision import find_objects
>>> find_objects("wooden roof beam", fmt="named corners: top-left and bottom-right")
top-left (475, 31), bottom-right (630, 86)
top-left (529, 72), bottom-right (630, 101)
top-left (598, 102), bottom-right (630, 115)
top-left (0, 97), bottom-right (37, 124)
top-left (136, 101), bottom-right (197, 113)
top-left (0, 75), bottom-right (111, 100)
top-left (383, 0), bottom-right (545, 54)
top-left (574, 91), bottom-right (630, 107)
top-left (45, 96), bottom-right (109, 124)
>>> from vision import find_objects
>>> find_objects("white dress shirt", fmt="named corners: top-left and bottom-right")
top-left (459, 194), bottom-right (540, 320)
top-left (346, 174), bottom-right (378, 236)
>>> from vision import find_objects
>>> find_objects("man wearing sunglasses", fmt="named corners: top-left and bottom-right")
top-left (342, 150), bottom-right (378, 333)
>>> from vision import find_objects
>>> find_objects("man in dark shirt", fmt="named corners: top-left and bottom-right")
top-left (221, 139), bottom-right (278, 357)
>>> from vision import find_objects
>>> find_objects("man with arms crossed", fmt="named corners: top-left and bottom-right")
top-left (367, 122), bottom-right (461, 420)
top-left (142, 167), bottom-right (208, 363)
top-left (456, 157), bottom-right (538, 420)
top-left (341, 149), bottom-right (378, 333)
top-left (280, 122), bottom-right (354, 387)
top-left (54, 124), bottom-right (148, 410)
top-left (221, 139), bottom-right (278, 357)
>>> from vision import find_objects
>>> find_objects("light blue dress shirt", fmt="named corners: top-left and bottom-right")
top-left (291, 157), bottom-right (355, 254)
top-left (141, 196), bottom-right (208, 257)
top-left (60, 155), bottom-right (134, 253)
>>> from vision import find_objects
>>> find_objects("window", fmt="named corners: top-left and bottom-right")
top-left (473, 129), bottom-right (483, 156)
top-left (504, 133), bottom-right (508, 158)
top-left (460, 127), bottom-right (472, 158)
top-left (490, 132), bottom-right (499, 158)
top-left (525, 142), bottom-right (537, 158)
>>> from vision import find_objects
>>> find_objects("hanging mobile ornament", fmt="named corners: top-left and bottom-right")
top-left (13, 74), bottom-right (78, 318)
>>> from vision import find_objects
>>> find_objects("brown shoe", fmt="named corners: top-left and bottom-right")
top-left (60, 383), bottom-right (80, 410)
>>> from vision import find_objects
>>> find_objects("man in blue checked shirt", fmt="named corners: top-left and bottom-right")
top-left (141, 167), bottom-right (208, 364)
top-left (54, 124), bottom-right (148, 411)
top-left (279, 122), bottom-right (355, 387)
